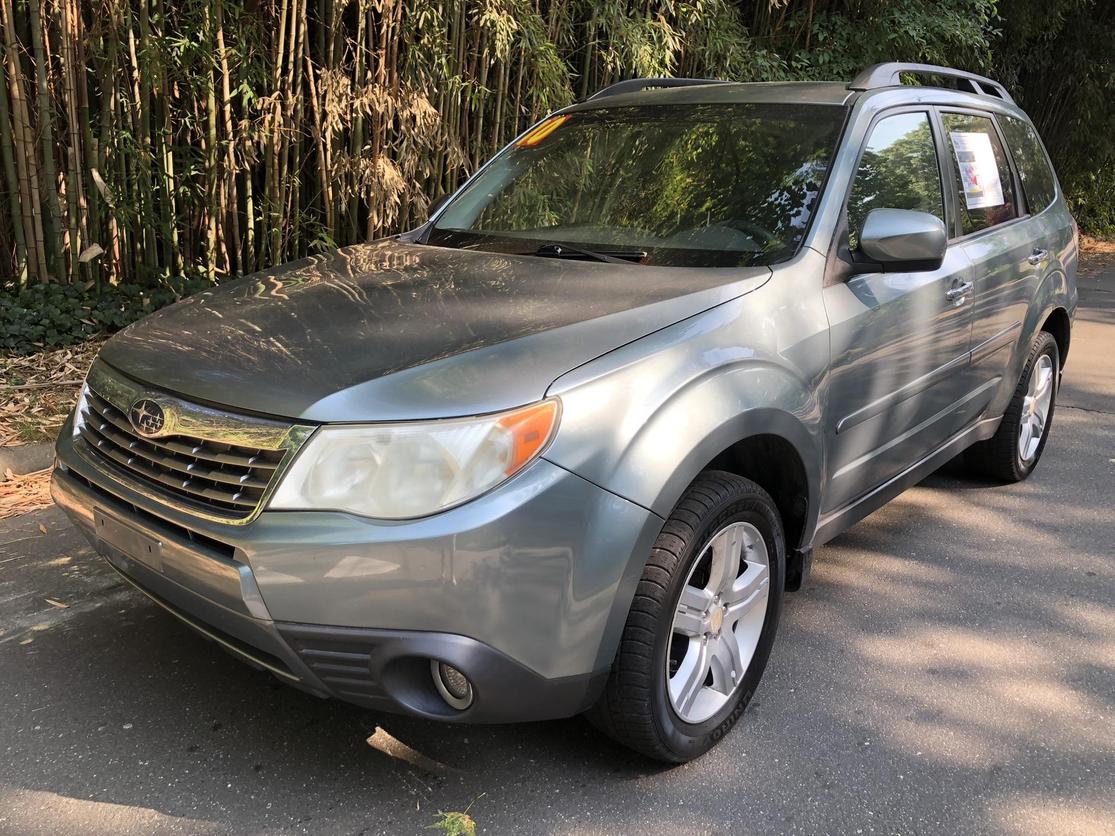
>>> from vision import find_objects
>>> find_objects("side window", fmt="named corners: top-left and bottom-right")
top-left (941, 112), bottom-right (1019, 235)
top-left (847, 112), bottom-right (945, 250)
top-left (998, 115), bottom-right (1057, 215)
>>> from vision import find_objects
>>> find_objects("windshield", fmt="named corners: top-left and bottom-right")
top-left (426, 103), bottom-right (846, 267)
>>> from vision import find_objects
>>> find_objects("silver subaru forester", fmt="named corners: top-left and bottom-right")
top-left (52, 63), bottom-right (1077, 762)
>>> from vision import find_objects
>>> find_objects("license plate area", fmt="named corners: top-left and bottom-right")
top-left (94, 509), bottom-right (163, 572)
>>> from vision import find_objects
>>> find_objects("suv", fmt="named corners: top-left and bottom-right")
top-left (52, 63), bottom-right (1076, 762)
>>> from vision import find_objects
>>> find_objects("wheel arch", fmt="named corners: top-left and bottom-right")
top-left (640, 405), bottom-right (823, 556)
top-left (1021, 264), bottom-right (1074, 371)
top-left (578, 405), bottom-right (824, 675)
top-left (1040, 306), bottom-right (1071, 368)
top-left (703, 432), bottom-right (812, 557)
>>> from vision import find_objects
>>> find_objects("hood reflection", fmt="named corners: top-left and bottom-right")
top-left (99, 240), bottom-right (767, 421)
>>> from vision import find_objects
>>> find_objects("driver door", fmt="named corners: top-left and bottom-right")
top-left (822, 109), bottom-right (977, 514)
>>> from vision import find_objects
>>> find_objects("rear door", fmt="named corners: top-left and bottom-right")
top-left (822, 109), bottom-right (977, 513)
top-left (938, 110), bottom-right (1045, 386)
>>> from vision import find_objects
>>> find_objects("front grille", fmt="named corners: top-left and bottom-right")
top-left (77, 386), bottom-right (288, 520)
top-left (66, 469), bottom-right (237, 560)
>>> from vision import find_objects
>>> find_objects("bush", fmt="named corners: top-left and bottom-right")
top-left (1066, 168), bottom-right (1115, 239)
top-left (0, 277), bottom-right (216, 356)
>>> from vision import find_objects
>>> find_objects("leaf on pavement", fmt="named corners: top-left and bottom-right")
top-left (0, 468), bottom-right (55, 519)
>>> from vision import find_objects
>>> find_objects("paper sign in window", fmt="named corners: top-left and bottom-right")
top-left (950, 130), bottom-right (1005, 210)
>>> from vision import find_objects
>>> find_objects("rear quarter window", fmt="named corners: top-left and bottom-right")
top-left (997, 115), bottom-right (1058, 215)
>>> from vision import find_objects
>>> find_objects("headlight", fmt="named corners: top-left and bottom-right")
top-left (269, 399), bottom-right (559, 519)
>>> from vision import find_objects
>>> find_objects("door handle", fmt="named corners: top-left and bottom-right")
top-left (1027, 248), bottom-right (1048, 265)
top-left (946, 281), bottom-right (973, 302)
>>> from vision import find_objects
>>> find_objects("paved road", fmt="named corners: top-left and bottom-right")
top-left (2, 254), bottom-right (1113, 836)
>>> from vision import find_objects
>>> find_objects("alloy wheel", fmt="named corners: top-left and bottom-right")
top-left (666, 521), bottom-right (771, 724)
top-left (1019, 353), bottom-right (1054, 462)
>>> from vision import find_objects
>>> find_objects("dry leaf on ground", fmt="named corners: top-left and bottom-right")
top-left (1080, 235), bottom-right (1115, 255)
top-left (0, 340), bottom-right (103, 447)
top-left (0, 467), bottom-right (55, 519)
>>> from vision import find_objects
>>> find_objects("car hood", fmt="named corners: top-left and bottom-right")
top-left (100, 240), bottom-right (770, 421)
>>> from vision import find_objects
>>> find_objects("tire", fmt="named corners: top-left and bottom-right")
top-left (587, 471), bottom-right (785, 762)
top-left (966, 331), bottom-right (1059, 482)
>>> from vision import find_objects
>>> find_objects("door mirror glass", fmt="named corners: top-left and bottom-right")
top-left (859, 208), bottom-right (947, 268)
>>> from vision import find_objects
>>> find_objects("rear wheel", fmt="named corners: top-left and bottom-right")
top-left (587, 471), bottom-right (785, 762)
top-left (966, 331), bottom-right (1059, 482)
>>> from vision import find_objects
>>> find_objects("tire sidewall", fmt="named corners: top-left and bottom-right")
top-left (649, 494), bottom-right (785, 761)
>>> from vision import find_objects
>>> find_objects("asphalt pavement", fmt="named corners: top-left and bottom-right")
top-left (1, 253), bottom-right (1112, 835)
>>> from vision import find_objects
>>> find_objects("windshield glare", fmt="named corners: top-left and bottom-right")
top-left (427, 103), bottom-right (846, 267)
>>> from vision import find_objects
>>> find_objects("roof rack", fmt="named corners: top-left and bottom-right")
top-left (848, 63), bottom-right (1014, 104)
top-left (587, 77), bottom-right (731, 101)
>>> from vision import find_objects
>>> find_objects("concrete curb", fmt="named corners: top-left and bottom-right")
top-left (0, 441), bottom-right (54, 475)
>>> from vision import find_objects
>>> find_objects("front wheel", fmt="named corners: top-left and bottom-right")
top-left (966, 331), bottom-right (1059, 482)
top-left (587, 471), bottom-right (785, 762)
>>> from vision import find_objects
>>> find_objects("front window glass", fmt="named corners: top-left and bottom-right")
top-left (942, 112), bottom-right (1019, 235)
top-left (846, 112), bottom-right (945, 250)
top-left (998, 115), bottom-right (1057, 215)
top-left (427, 103), bottom-right (846, 267)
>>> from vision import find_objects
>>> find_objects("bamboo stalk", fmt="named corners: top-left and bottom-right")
top-left (28, 0), bottom-right (63, 279)
top-left (69, 0), bottom-right (94, 281)
top-left (0, 63), bottom-right (28, 283)
top-left (57, 0), bottom-right (85, 282)
top-left (264, 0), bottom-right (291, 264)
top-left (346, 0), bottom-right (366, 239)
top-left (1, 0), bottom-right (47, 282)
top-left (202, 2), bottom-right (218, 279)
top-left (127, 0), bottom-right (157, 272)
top-left (302, 10), bottom-right (331, 237)
top-left (280, 0), bottom-right (301, 257)
top-left (240, 82), bottom-right (255, 274)
top-left (214, 0), bottom-right (241, 275)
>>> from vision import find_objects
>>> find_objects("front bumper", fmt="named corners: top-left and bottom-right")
top-left (52, 424), bottom-right (662, 723)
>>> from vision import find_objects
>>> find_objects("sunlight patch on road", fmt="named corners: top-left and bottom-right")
top-left (990, 793), bottom-right (1115, 836)
top-left (0, 786), bottom-right (221, 835)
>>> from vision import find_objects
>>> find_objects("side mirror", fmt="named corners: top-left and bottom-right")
top-left (858, 208), bottom-right (946, 270)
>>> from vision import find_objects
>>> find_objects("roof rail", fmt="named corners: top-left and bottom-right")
top-left (848, 63), bottom-right (1014, 104)
top-left (587, 77), bottom-right (731, 101)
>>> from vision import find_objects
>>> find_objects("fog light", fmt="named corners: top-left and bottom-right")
top-left (431, 660), bottom-right (474, 710)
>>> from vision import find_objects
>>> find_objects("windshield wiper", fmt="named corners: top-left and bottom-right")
top-left (533, 242), bottom-right (647, 265)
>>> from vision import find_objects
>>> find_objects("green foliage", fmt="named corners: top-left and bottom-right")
top-left (0, 278), bottom-right (216, 356)
top-left (994, 0), bottom-right (1115, 234)
top-left (426, 811), bottom-right (476, 836)
top-left (1066, 168), bottom-right (1115, 237)
top-left (784, 0), bottom-right (997, 81)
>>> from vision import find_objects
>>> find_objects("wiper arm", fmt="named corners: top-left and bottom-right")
top-left (533, 242), bottom-right (647, 265)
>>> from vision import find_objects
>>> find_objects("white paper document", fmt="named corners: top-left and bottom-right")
top-left (949, 131), bottom-right (1005, 210)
